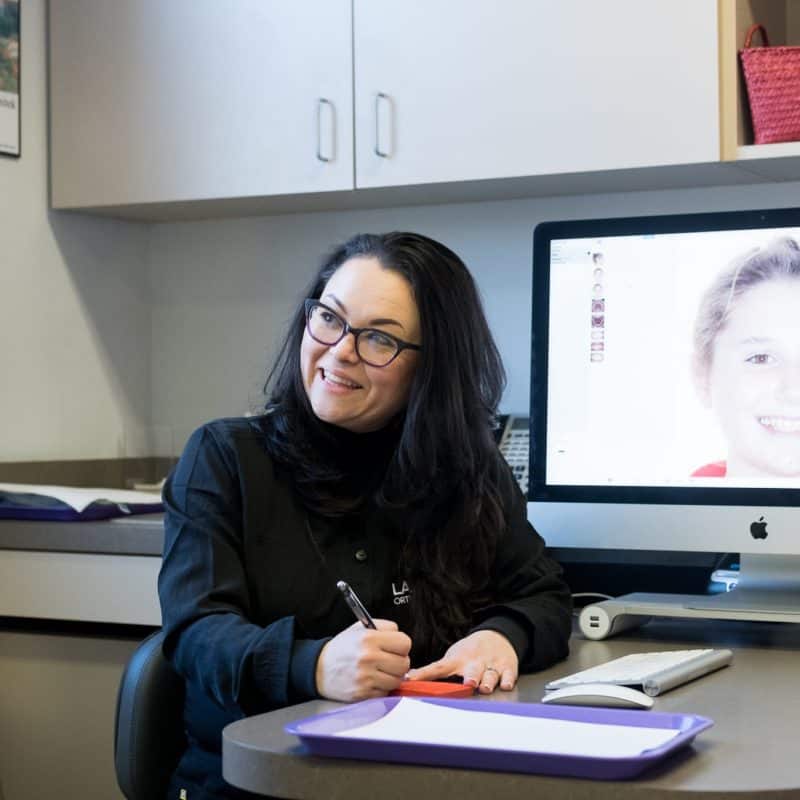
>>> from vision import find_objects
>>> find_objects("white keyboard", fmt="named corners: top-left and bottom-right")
top-left (545, 648), bottom-right (734, 697)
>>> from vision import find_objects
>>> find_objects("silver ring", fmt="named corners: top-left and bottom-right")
top-left (484, 666), bottom-right (498, 674)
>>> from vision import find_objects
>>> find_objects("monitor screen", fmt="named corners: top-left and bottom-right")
top-left (528, 208), bottom-right (800, 602)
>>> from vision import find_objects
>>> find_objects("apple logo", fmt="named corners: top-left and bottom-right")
top-left (750, 516), bottom-right (768, 540)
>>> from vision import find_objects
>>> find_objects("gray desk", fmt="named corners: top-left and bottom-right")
top-left (0, 513), bottom-right (164, 556)
top-left (0, 515), bottom-right (163, 624)
top-left (223, 619), bottom-right (800, 799)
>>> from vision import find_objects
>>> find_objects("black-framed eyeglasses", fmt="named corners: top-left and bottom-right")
top-left (304, 299), bottom-right (422, 368)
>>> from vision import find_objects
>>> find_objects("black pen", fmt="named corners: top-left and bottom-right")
top-left (336, 580), bottom-right (377, 629)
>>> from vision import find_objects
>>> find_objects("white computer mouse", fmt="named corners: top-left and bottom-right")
top-left (541, 683), bottom-right (654, 710)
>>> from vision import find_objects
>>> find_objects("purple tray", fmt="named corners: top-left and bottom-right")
top-left (0, 503), bottom-right (163, 521)
top-left (285, 697), bottom-right (713, 780)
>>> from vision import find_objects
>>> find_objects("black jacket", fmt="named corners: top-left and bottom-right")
top-left (158, 416), bottom-right (571, 799)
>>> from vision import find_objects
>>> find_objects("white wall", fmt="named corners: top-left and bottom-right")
top-left (148, 179), bottom-right (800, 453)
top-left (7, 0), bottom-right (800, 464)
top-left (0, 0), bottom-right (151, 462)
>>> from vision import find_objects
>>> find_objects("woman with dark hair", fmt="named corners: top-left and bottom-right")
top-left (158, 232), bottom-right (572, 800)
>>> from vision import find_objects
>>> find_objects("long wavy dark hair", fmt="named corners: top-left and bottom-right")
top-left (263, 232), bottom-right (507, 657)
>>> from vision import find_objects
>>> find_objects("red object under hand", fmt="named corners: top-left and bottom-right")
top-left (390, 680), bottom-right (475, 698)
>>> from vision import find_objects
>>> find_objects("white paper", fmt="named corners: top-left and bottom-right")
top-left (0, 483), bottom-right (163, 512)
top-left (334, 698), bottom-right (679, 759)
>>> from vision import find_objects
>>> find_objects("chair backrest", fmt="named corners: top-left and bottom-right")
top-left (114, 629), bottom-right (186, 800)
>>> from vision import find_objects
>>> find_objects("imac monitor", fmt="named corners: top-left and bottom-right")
top-left (529, 207), bottom-right (800, 621)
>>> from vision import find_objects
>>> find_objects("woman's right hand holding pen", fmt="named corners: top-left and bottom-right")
top-left (315, 620), bottom-right (412, 702)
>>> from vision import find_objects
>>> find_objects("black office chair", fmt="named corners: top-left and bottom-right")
top-left (114, 629), bottom-right (186, 800)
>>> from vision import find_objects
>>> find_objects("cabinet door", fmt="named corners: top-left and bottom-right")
top-left (354, 0), bottom-right (719, 188)
top-left (50, 0), bottom-right (353, 208)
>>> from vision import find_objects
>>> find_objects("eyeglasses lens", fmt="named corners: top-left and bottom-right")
top-left (357, 331), bottom-right (398, 366)
top-left (308, 305), bottom-right (344, 343)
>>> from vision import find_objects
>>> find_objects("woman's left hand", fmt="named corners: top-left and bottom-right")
top-left (404, 630), bottom-right (519, 694)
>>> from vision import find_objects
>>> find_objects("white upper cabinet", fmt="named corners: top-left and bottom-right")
top-left (49, 0), bottom-right (353, 208)
top-left (353, 0), bottom-right (720, 188)
top-left (49, 0), bottom-right (725, 218)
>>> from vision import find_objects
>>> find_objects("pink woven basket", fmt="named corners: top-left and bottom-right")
top-left (739, 24), bottom-right (800, 145)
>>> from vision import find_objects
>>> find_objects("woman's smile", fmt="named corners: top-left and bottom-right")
top-left (758, 415), bottom-right (800, 434)
top-left (319, 368), bottom-right (363, 391)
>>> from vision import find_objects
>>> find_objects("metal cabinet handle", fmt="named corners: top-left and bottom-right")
top-left (317, 98), bottom-right (335, 163)
top-left (374, 92), bottom-right (393, 158)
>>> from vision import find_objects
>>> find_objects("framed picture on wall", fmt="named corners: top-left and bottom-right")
top-left (0, 0), bottom-right (20, 158)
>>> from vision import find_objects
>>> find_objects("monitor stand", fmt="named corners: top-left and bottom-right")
top-left (578, 554), bottom-right (800, 640)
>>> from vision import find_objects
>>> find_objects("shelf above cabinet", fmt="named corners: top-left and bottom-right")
top-left (733, 142), bottom-right (800, 181)
top-left (719, 0), bottom-right (800, 158)
top-left (52, 159), bottom-right (787, 223)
